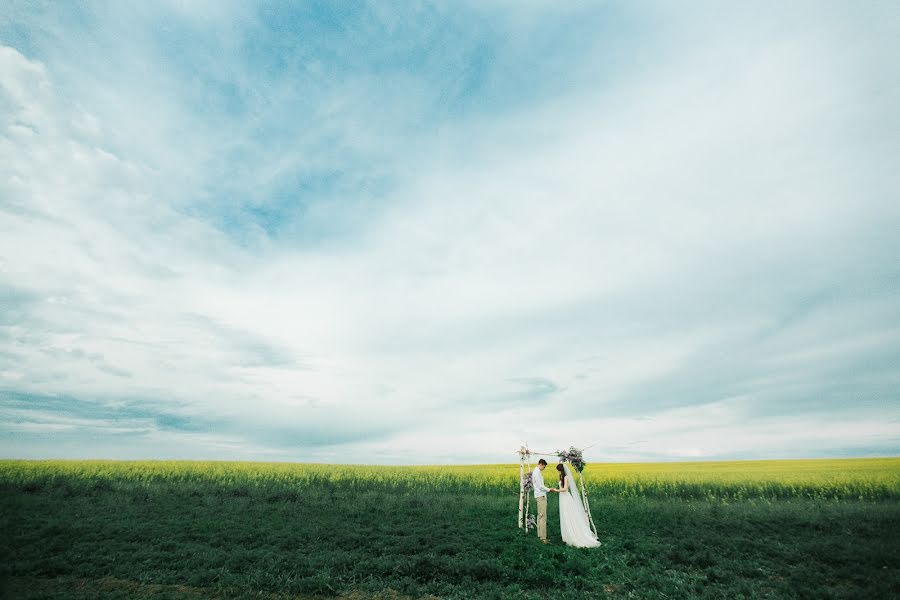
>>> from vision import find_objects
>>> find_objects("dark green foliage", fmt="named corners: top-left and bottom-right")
top-left (1, 470), bottom-right (898, 599)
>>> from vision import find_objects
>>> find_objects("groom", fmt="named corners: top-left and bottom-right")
top-left (532, 459), bottom-right (556, 544)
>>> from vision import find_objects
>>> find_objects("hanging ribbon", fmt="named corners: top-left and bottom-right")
top-left (577, 469), bottom-right (598, 536)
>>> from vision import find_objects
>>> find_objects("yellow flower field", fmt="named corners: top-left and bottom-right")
top-left (2, 457), bottom-right (897, 500)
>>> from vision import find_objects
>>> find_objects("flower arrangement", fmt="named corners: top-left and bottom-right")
top-left (522, 471), bottom-right (533, 492)
top-left (556, 446), bottom-right (585, 473)
top-left (525, 514), bottom-right (536, 532)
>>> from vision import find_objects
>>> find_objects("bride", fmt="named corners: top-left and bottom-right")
top-left (553, 462), bottom-right (601, 548)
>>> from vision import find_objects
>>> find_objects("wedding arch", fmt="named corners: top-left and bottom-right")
top-left (517, 443), bottom-right (598, 535)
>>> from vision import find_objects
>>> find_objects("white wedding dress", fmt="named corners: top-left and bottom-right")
top-left (558, 463), bottom-right (601, 548)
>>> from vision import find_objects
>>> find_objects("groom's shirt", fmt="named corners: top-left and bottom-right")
top-left (532, 467), bottom-right (550, 499)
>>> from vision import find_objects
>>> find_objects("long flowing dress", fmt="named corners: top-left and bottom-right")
top-left (558, 469), bottom-right (601, 548)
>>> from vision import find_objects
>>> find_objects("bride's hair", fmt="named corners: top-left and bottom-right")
top-left (556, 463), bottom-right (566, 485)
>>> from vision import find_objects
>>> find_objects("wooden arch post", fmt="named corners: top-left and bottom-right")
top-left (517, 444), bottom-right (527, 529)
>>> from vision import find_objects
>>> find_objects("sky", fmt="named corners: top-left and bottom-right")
top-left (1, 1), bottom-right (898, 464)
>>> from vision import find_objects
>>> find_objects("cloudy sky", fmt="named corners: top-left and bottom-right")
top-left (1, 1), bottom-right (898, 464)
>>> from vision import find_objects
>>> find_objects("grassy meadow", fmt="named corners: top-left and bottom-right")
top-left (1, 458), bottom-right (898, 599)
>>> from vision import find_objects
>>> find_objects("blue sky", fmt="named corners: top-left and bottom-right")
top-left (1, 1), bottom-right (898, 463)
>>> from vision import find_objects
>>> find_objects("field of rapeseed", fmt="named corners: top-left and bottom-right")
top-left (1, 458), bottom-right (898, 598)
top-left (3, 457), bottom-right (896, 499)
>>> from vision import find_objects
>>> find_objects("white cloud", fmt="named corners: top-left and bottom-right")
top-left (1, 1), bottom-right (898, 462)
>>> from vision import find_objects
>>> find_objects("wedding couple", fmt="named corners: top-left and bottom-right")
top-left (532, 459), bottom-right (601, 548)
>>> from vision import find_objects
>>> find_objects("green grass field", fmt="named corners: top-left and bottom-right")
top-left (1, 458), bottom-right (898, 599)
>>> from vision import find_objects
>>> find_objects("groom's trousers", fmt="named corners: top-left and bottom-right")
top-left (536, 496), bottom-right (547, 541)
